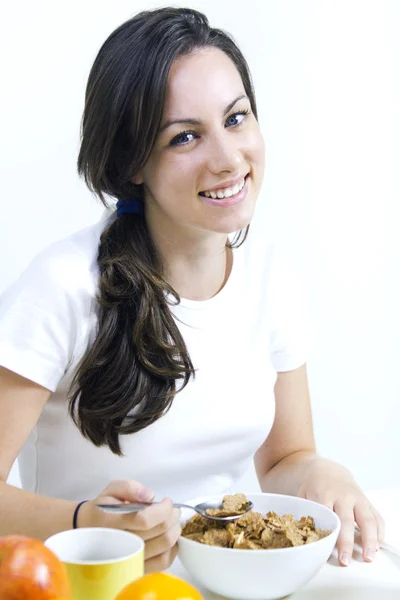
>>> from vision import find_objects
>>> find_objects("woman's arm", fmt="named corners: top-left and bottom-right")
top-left (254, 363), bottom-right (317, 495)
top-left (0, 366), bottom-right (79, 539)
top-left (0, 366), bottom-right (180, 572)
top-left (254, 364), bottom-right (385, 566)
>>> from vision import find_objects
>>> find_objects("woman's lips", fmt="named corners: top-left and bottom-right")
top-left (199, 174), bottom-right (249, 208)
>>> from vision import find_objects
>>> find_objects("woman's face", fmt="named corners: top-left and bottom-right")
top-left (135, 47), bottom-right (265, 237)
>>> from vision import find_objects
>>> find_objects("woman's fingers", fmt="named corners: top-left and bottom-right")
top-left (133, 500), bottom-right (181, 571)
top-left (334, 502), bottom-right (356, 566)
top-left (371, 506), bottom-right (386, 549)
top-left (83, 479), bottom-right (156, 528)
top-left (354, 503), bottom-right (378, 562)
top-left (145, 543), bottom-right (179, 573)
top-left (143, 519), bottom-right (182, 560)
top-left (121, 497), bottom-right (175, 533)
top-left (335, 500), bottom-right (381, 565)
top-left (99, 479), bottom-right (155, 503)
top-left (92, 482), bottom-right (182, 573)
top-left (131, 504), bottom-right (181, 541)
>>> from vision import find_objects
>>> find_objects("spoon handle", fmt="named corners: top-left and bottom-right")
top-left (95, 501), bottom-right (191, 514)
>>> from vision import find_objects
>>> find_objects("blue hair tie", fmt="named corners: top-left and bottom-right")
top-left (116, 199), bottom-right (143, 216)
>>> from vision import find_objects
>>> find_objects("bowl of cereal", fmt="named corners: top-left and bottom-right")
top-left (178, 493), bottom-right (340, 600)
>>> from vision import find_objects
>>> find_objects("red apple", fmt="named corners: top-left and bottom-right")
top-left (0, 535), bottom-right (71, 599)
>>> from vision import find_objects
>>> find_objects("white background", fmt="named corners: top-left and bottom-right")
top-left (2, 0), bottom-right (399, 493)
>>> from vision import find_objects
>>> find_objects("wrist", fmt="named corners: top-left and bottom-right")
top-left (297, 456), bottom-right (356, 496)
top-left (310, 456), bottom-right (354, 478)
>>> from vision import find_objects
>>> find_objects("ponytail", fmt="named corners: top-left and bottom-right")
top-left (69, 212), bottom-right (195, 454)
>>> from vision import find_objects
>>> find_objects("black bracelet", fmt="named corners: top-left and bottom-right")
top-left (73, 500), bottom-right (88, 529)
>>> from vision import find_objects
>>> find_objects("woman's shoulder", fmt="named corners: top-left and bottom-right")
top-left (1, 210), bottom-right (115, 315)
top-left (22, 211), bottom-right (114, 293)
top-left (0, 211), bottom-right (116, 390)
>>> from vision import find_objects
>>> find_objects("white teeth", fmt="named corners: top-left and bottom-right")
top-left (202, 177), bottom-right (246, 199)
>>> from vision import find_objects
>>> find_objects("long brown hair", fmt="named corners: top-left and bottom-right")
top-left (71, 7), bottom-right (259, 454)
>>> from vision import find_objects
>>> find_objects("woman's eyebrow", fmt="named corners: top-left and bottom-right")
top-left (159, 94), bottom-right (248, 133)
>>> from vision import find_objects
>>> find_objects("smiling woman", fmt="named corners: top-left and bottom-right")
top-left (0, 5), bottom-right (385, 576)
top-left (136, 48), bottom-right (264, 241)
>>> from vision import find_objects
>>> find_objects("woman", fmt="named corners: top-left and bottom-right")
top-left (0, 7), bottom-right (384, 572)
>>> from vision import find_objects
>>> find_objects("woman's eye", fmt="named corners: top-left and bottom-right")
top-left (225, 110), bottom-right (250, 127)
top-left (168, 110), bottom-right (250, 147)
top-left (170, 131), bottom-right (197, 146)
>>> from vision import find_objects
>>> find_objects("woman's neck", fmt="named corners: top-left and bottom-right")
top-left (146, 214), bottom-right (232, 301)
top-left (164, 244), bottom-right (233, 301)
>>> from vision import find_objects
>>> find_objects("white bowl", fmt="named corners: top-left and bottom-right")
top-left (178, 493), bottom-right (340, 600)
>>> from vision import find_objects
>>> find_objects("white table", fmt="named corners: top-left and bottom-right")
top-left (169, 489), bottom-right (400, 599)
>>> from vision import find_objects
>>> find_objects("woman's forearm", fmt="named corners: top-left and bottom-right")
top-left (0, 481), bottom-right (77, 540)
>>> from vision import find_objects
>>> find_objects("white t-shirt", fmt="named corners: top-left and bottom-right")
top-left (0, 210), bottom-right (312, 502)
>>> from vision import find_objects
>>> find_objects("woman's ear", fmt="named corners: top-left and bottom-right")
top-left (132, 173), bottom-right (144, 185)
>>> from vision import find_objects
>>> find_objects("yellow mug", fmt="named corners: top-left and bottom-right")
top-left (45, 527), bottom-right (144, 600)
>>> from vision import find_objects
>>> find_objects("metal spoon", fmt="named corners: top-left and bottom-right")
top-left (96, 499), bottom-right (254, 522)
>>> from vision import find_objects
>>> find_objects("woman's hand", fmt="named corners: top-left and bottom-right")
top-left (79, 480), bottom-right (181, 572)
top-left (297, 459), bottom-right (385, 566)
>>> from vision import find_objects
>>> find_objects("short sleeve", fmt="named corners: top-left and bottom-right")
top-left (267, 245), bottom-right (315, 372)
top-left (0, 244), bottom-right (94, 391)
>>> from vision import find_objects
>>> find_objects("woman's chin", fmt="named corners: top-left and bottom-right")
top-left (208, 206), bottom-right (255, 235)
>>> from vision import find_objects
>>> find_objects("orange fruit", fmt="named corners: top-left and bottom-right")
top-left (115, 572), bottom-right (203, 600)
top-left (0, 535), bottom-right (71, 600)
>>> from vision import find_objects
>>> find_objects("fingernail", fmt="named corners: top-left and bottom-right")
top-left (365, 548), bottom-right (375, 561)
top-left (136, 488), bottom-right (155, 502)
top-left (340, 552), bottom-right (350, 566)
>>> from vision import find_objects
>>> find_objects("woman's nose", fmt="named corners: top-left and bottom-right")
top-left (206, 134), bottom-right (243, 174)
